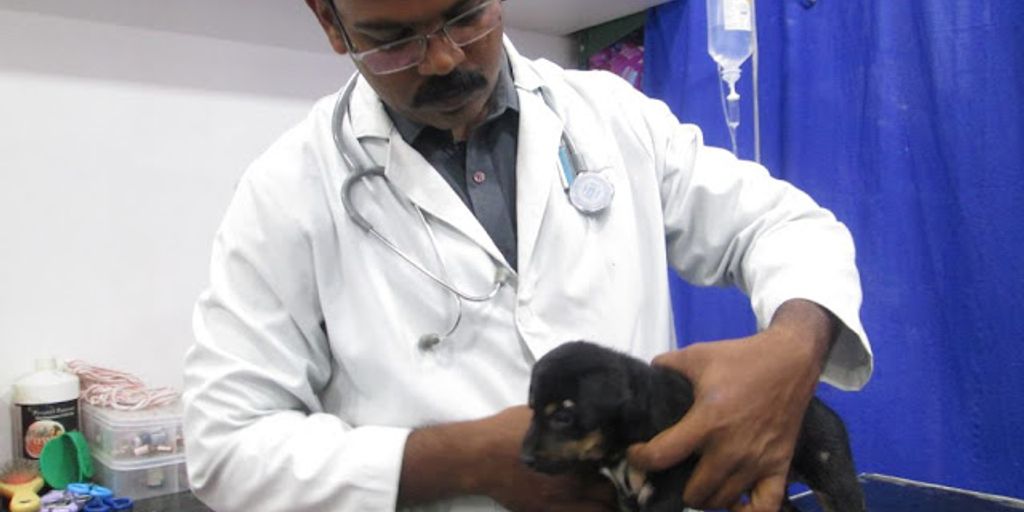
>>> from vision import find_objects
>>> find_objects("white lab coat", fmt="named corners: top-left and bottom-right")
top-left (184, 40), bottom-right (872, 511)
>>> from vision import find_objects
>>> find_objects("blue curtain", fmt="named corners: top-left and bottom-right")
top-left (645, 0), bottom-right (1024, 498)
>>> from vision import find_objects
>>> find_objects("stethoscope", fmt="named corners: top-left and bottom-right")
top-left (332, 73), bottom-right (614, 350)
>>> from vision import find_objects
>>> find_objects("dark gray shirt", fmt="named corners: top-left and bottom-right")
top-left (385, 60), bottom-right (520, 270)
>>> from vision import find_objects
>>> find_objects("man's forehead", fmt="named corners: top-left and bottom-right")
top-left (335, 0), bottom-right (475, 24)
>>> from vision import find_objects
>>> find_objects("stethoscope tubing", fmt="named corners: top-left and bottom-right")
top-left (329, 70), bottom-right (608, 347)
top-left (333, 74), bottom-right (507, 305)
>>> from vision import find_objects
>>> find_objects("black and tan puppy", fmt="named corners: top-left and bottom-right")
top-left (521, 341), bottom-right (865, 512)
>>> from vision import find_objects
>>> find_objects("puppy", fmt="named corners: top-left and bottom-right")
top-left (521, 341), bottom-right (865, 512)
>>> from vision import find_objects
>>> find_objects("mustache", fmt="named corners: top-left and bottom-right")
top-left (412, 70), bottom-right (488, 107)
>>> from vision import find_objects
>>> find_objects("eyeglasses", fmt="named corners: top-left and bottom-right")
top-left (326, 0), bottom-right (504, 76)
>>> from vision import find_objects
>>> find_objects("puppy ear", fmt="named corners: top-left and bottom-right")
top-left (619, 400), bottom-right (649, 438)
top-left (582, 370), bottom-right (631, 402)
top-left (617, 372), bottom-right (657, 442)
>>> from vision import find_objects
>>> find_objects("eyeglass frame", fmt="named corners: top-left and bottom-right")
top-left (323, 0), bottom-right (505, 76)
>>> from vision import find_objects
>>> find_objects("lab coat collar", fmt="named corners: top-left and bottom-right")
top-left (511, 61), bottom-right (562, 277)
top-left (385, 136), bottom-right (510, 268)
top-left (505, 36), bottom-right (544, 94)
top-left (349, 76), bottom-right (392, 141)
top-left (343, 73), bottom-right (508, 268)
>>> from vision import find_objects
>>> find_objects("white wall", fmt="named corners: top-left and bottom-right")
top-left (0, 8), bottom-right (574, 463)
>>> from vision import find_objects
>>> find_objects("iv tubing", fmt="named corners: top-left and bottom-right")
top-left (718, 73), bottom-right (739, 156)
top-left (751, 0), bottom-right (761, 163)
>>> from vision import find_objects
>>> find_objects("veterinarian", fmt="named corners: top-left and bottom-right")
top-left (184, 0), bottom-right (873, 510)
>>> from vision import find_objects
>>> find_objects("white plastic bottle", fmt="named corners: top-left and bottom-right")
top-left (12, 358), bottom-right (81, 460)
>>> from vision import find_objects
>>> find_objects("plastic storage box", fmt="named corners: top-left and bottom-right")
top-left (91, 451), bottom-right (188, 501)
top-left (81, 402), bottom-right (184, 461)
top-left (80, 401), bottom-right (189, 499)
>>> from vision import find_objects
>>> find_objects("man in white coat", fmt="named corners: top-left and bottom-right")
top-left (183, 0), bottom-right (873, 510)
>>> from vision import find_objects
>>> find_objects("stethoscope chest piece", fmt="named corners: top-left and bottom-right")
top-left (418, 334), bottom-right (443, 351)
top-left (569, 172), bottom-right (615, 213)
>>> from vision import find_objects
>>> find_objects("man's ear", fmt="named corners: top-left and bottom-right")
top-left (304, 0), bottom-right (350, 55)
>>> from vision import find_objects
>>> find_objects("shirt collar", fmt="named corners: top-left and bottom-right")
top-left (386, 54), bottom-right (519, 144)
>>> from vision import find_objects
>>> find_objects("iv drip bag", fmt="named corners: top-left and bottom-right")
top-left (707, 0), bottom-right (754, 72)
top-left (706, 0), bottom-right (755, 155)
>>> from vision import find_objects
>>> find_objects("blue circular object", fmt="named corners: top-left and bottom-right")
top-left (83, 501), bottom-right (110, 512)
top-left (104, 496), bottom-right (134, 511)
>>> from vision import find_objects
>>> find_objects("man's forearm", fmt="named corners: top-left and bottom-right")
top-left (397, 407), bottom-right (533, 508)
top-left (397, 417), bottom-right (495, 506)
top-left (398, 406), bottom-right (618, 510)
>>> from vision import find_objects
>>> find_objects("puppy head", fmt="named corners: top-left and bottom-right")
top-left (521, 341), bottom-right (637, 474)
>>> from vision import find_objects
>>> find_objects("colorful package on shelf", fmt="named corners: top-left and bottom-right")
top-left (588, 40), bottom-right (644, 91)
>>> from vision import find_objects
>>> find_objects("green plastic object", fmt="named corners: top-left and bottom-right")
top-left (39, 431), bottom-right (93, 489)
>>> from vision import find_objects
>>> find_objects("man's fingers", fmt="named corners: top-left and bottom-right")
top-left (680, 447), bottom-right (744, 506)
top-left (651, 342), bottom-right (710, 376)
top-left (732, 474), bottom-right (787, 512)
top-left (627, 412), bottom-right (709, 471)
top-left (702, 467), bottom-right (758, 510)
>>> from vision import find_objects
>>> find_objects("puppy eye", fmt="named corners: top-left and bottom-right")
top-left (549, 408), bottom-right (575, 427)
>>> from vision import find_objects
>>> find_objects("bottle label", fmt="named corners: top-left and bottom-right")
top-left (724, 0), bottom-right (753, 32)
top-left (18, 399), bottom-right (79, 459)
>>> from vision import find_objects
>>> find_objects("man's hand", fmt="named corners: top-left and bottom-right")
top-left (627, 299), bottom-right (837, 511)
top-left (398, 405), bottom-right (617, 512)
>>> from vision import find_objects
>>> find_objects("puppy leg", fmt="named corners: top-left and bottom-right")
top-left (791, 400), bottom-right (866, 512)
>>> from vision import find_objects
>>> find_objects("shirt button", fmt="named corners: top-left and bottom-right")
top-left (472, 170), bottom-right (487, 184)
